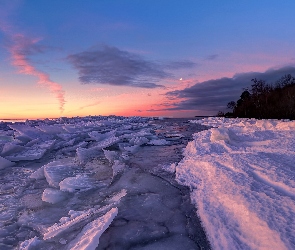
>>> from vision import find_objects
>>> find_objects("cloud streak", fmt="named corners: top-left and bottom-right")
top-left (0, 8), bottom-right (66, 113)
top-left (67, 45), bottom-right (197, 88)
top-left (165, 66), bottom-right (295, 113)
top-left (1, 28), bottom-right (66, 113)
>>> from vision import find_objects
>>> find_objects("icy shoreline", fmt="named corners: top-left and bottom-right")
top-left (176, 117), bottom-right (295, 250)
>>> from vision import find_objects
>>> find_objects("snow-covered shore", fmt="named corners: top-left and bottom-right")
top-left (176, 117), bottom-right (295, 250)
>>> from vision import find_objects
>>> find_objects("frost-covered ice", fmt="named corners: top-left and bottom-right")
top-left (59, 175), bottom-right (97, 192)
top-left (176, 117), bottom-right (295, 250)
top-left (0, 116), bottom-right (209, 249)
top-left (42, 188), bottom-right (68, 204)
top-left (19, 236), bottom-right (41, 250)
top-left (66, 207), bottom-right (118, 250)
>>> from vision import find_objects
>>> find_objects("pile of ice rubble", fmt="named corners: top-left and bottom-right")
top-left (175, 117), bottom-right (295, 250)
top-left (0, 116), bottom-right (173, 249)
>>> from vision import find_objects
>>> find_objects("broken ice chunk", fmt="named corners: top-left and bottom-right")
top-left (96, 135), bottom-right (120, 149)
top-left (5, 140), bottom-right (55, 161)
top-left (0, 156), bottom-right (15, 169)
top-left (37, 125), bottom-right (67, 134)
top-left (29, 166), bottom-right (45, 180)
top-left (76, 146), bottom-right (101, 164)
top-left (43, 190), bottom-right (126, 240)
top-left (161, 162), bottom-right (177, 173)
top-left (148, 139), bottom-right (169, 145)
top-left (0, 135), bottom-right (13, 142)
top-left (57, 133), bottom-right (76, 141)
top-left (88, 130), bottom-right (116, 142)
top-left (25, 138), bottom-right (41, 147)
top-left (129, 137), bottom-right (149, 146)
top-left (124, 145), bottom-right (140, 153)
top-left (59, 175), bottom-right (96, 192)
top-left (103, 149), bottom-right (119, 163)
top-left (1, 142), bottom-right (25, 156)
top-left (44, 162), bottom-right (80, 188)
top-left (112, 160), bottom-right (126, 177)
top-left (19, 236), bottom-right (41, 250)
top-left (42, 188), bottom-right (68, 204)
top-left (9, 124), bottom-right (51, 140)
top-left (66, 207), bottom-right (118, 250)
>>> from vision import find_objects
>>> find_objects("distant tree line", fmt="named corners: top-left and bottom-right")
top-left (218, 74), bottom-right (295, 119)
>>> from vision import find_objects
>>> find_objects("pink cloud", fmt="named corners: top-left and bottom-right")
top-left (4, 32), bottom-right (66, 113)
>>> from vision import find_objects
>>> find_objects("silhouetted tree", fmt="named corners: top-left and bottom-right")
top-left (226, 74), bottom-right (295, 119)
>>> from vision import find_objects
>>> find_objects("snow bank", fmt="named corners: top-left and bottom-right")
top-left (177, 117), bottom-right (295, 250)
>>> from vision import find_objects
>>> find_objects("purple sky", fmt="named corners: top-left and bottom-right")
top-left (1, 0), bottom-right (295, 119)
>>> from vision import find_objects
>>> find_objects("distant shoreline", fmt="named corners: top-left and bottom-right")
top-left (0, 119), bottom-right (26, 123)
top-left (0, 115), bottom-right (215, 123)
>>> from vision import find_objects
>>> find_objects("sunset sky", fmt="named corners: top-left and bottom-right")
top-left (1, 1), bottom-right (295, 119)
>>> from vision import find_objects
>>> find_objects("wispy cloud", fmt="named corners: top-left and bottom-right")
top-left (163, 60), bottom-right (197, 70)
top-left (205, 54), bottom-right (219, 60)
top-left (0, 2), bottom-right (66, 114)
top-left (5, 33), bottom-right (66, 113)
top-left (67, 45), bottom-right (197, 88)
top-left (165, 66), bottom-right (295, 113)
top-left (78, 101), bottom-right (101, 110)
top-left (66, 101), bottom-right (101, 114)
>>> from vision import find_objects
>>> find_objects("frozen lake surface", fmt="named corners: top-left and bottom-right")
top-left (0, 117), bottom-right (210, 250)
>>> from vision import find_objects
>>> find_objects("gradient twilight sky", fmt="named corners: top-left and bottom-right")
top-left (1, 1), bottom-right (295, 119)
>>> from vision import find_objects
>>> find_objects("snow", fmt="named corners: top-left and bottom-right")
top-left (176, 117), bottom-right (295, 250)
